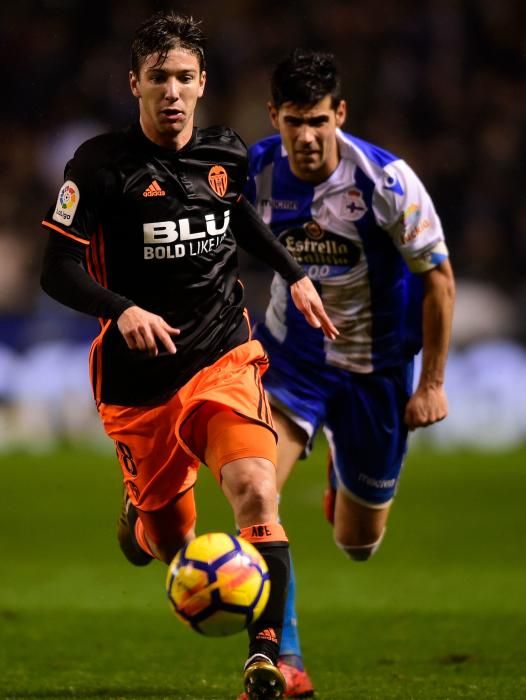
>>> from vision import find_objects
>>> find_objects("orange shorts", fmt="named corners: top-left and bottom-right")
top-left (98, 340), bottom-right (277, 511)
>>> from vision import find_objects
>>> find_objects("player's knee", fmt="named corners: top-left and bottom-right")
top-left (223, 460), bottom-right (277, 517)
top-left (334, 528), bottom-right (386, 562)
top-left (240, 477), bottom-right (276, 518)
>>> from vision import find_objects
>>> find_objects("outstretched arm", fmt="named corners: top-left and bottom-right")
top-left (405, 259), bottom-right (455, 430)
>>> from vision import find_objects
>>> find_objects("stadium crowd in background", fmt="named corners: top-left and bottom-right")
top-left (0, 0), bottom-right (525, 347)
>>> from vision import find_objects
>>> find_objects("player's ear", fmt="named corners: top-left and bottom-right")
top-left (198, 70), bottom-right (206, 97)
top-left (335, 99), bottom-right (347, 128)
top-left (129, 70), bottom-right (140, 98)
top-left (267, 102), bottom-right (279, 130)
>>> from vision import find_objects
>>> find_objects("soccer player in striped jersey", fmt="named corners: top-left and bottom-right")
top-left (40, 16), bottom-right (338, 700)
top-left (241, 49), bottom-right (455, 698)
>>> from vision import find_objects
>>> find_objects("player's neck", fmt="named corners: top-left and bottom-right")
top-left (291, 154), bottom-right (340, 184)
top-left (139, 116), bottom-right (194, 151)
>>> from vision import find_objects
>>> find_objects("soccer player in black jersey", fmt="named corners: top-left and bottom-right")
top-left (40, 12), bottom-right (338, 700)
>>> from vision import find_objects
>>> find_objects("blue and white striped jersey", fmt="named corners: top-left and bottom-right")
top-left (246, 130), bottom-right (448, 372)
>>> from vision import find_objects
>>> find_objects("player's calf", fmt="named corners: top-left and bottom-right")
top-left (239, 523), bottom-right (290, 665)
top-left (132, 488), bottom-right (197, 564)
top-left (334, 528), bottom-right (386, 561)
top-left (236, 523), bottom-right (290, 700)
top-left (331, 483), bottom-right (391, 561)
top-left (117, 490), bottom-right (154, 566)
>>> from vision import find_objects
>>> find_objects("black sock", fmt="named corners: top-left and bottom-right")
top-left (248, 541), bottom-right (290, 664)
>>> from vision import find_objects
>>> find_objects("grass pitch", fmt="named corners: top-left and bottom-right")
top-left (1, 438), bottom-right (525, 699)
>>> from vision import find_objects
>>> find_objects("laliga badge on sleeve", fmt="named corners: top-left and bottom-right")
top-left (52, 180), bottom-right (80, 227)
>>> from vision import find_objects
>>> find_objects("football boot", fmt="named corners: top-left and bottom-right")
top-left (241, 653), bottom-right (286, 699)
top-left (275, 660), bottom-right (314, 698)
top-left (117, 489), bottom-right (153, 566)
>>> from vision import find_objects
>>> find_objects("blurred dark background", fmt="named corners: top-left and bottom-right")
top-left (1, 0), bottom-right (525, 448)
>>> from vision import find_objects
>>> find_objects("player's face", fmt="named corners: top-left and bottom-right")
top-left (129, 48), bottom-right (206, 149)
top-left (269, 95), bottom-right (346, 183)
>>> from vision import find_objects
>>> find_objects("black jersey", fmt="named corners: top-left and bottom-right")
top-left (42, 124), bottom-right (280, 406)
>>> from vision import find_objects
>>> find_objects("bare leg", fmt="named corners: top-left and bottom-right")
top-left (271, 406), bottom-right (307, 491)
top-left (333, 490), bottom-right (391, 560)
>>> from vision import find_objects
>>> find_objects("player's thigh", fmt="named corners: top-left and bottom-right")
top-left (257, 339), bottom-right (329, 486)
top-left (196, 404), bottom-right (279, 526)
top-left (325, 363), bottom-right (413, 511)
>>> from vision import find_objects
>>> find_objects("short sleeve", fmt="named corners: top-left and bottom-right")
top-left (373, 159), bottom-right (449, 273)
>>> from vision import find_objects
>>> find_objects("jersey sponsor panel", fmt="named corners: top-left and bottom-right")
top-left (142, 210), bottom-right (230, 260)
top-left (143, 235), bottom-right (226, 260)
top-left (278, 222), bottom-right (361, 279)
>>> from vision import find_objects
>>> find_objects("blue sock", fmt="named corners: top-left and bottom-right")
top-left (279, 550), bottom-right (303, 664)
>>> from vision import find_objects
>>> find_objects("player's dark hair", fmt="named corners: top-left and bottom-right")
top-left (131, 10), bottom-right (206, 75)
top-left (271, 49), bottom-right (341, 109)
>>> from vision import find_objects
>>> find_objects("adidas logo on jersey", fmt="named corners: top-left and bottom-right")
top-left (143, 180), bottom-right (166, 197)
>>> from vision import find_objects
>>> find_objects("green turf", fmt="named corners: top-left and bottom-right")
top-left (1, 439), bottom-right (525, 699)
